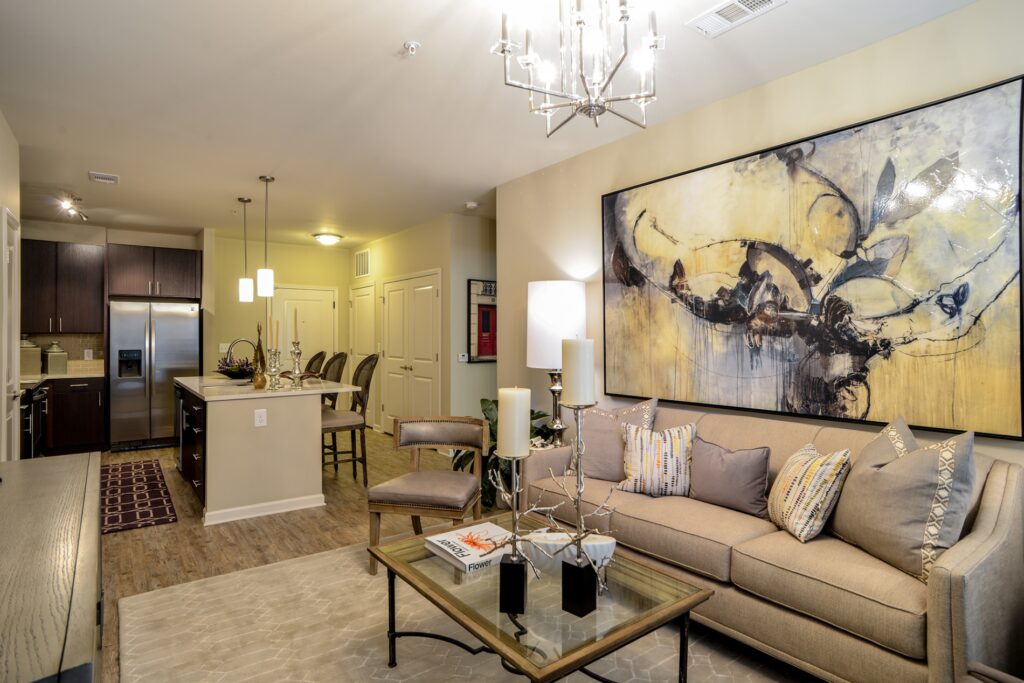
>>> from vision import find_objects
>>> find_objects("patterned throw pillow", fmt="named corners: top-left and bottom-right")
top-left (768, 444), bottom-right (851, 542)
top-left (831, 418), bottom-right (975, 582)
top-left (617, 423), bottom-right (695, 497)
top-left (579, 399), bottom-right (658, 481)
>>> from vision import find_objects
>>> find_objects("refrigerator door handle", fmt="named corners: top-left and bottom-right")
top-left (144, 317), bottom-right (151, 399)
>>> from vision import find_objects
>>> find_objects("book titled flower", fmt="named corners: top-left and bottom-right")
top-left (424, 522), bottom-right (512, 572)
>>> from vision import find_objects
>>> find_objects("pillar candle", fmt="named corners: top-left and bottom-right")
top-left (561, 338), bottom-right (595, 406)
top-left (497, 387), bottom-right (531, 458)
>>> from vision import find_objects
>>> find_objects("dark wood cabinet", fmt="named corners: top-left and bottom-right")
top-left (21, 239), bottom-right (57, 334)
top-left (45, 378), bottom-right (106, 454)
top-left (56, 243), bottom-right (105, 333)
top-left (179, 389), bottom-right (206, 505)
top-left (21, 240), bottom-right (104, 333)
top-left (108, 244), bottom-right (201, 299)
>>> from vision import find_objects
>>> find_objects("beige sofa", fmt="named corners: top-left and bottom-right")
top-left (522, 406), bottom-right (1024, 683)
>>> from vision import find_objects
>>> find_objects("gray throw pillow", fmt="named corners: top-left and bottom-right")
top-left (688, 437), bottom-right (770, 518)
top-left (579, 399), bottom-right (657, 481)
top-left (831, 418), bottom-right (975, 581)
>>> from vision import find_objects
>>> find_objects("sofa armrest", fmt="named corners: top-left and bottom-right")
top-left (520, 446), bottom-right (572, 511)
top-left (928, 461), bottom-right (1024, 683)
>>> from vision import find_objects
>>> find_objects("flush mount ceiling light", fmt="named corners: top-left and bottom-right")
top-left (257, 175), bottom-right (275, 297)
top-left (237, 197), bottom-right (254, 303)
top-left (493, 0), bottom-right (665, 137)
top-left (313, 233), bottom-right (342, 246)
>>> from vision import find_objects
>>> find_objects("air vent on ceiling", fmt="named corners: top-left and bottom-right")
top-left (354, 249), bottom-right (370, 278)
top-left (686, 0), bottom-right (787, 38)
top-left (88, 171), bottom-right (119, 185)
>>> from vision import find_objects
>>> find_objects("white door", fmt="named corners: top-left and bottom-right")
top-left (271, 287), bottom-right (336, 363)
top-left (1, 209), bottom-right (20, 462)
top-left (382, 273), bottom-right (441, 433)
top-left (349, 283), bottom-right (376, 424)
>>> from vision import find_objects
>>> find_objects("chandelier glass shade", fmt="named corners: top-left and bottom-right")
top-left (494, 0), bottom-right (665, 137)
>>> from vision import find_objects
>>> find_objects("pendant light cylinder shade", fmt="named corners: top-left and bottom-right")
top-left (256, 268), bottom-right (274, 297)
top-left (238, 277), bottom-right (254, 302)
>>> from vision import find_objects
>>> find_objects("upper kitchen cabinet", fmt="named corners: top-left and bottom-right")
top-left (107, 244), bottom-right (201, 299)
top-left (21, 240), bottom-right (104, 334)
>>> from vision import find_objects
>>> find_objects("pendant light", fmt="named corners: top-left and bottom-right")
top-left (237, 197), bottom-right (254, 302)
top-left (257, 175), bottom-right (275, 297)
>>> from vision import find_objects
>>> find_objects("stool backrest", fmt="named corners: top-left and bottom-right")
top-left (350, 354), bottom-right (379, 415)
top-left (392, 416), bottom-right (488, 479)
top-left (321, 352), bottom-right (348, 408)
top-left (305, 351), bottom-right (327, 375)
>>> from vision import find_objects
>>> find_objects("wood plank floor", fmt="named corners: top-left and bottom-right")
top-left (100, 429), bottom-right (455, 682)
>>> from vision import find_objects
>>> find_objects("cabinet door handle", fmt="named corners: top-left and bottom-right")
top-left (192, 452), bottom-right (200, 461)
top-left (48, 318), bottom-right (52, 333)
top-left (58, 317), bottom-right (62, 332)
top-left (98, 392), bottom-right (102, 407)
top-left (69, 383), bottom-right (89, 389)
top-left (156, 281), bottom-right (161, 295)
top-left (191, 479), bottom-right (201, 489)
top-left (148, 281), bottom-right (153, 295)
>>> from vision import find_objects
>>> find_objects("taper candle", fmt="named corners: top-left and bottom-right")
top-left (561, 339), bottom-right (595, 406)
top-left (274, 320), bottom-right (280, 349)
top-left (496, 387), bottom-right (531, 458)
top-left (293, 308), bottom-right (299, 342)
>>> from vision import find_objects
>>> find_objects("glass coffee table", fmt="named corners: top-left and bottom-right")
top-left (369, 513), bottom-right (712, 682)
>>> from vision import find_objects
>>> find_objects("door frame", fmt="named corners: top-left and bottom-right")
top-left (1, 208), bottom-right (20, 461)
top-left (270, 283), bottom-right (339, 356)
top-left (348, 281), bottom-right (377, 428)
top-left (381, 268), bottom-right (442, 433)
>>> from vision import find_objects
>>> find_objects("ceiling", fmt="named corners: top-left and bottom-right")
top-left (0, 0), bottom-right (975, 246)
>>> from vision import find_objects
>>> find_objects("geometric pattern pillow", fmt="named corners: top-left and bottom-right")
top-left (617, 423), bottom-right (695, 497)
top-left (831, 418), bottom-right (975, 581)
top-left (768, 444), bottom-right (851, 542)
top-left (579, 399), bottom-right (658, 482)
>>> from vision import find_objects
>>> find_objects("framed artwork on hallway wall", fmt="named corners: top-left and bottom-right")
top-left (602, 76), bottom-right (1024, 439)
top-left (468, 279), bottom-right (497, 363)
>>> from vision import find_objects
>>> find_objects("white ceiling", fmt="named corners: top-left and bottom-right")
top-left (0, 0), bottom-right (975, 245)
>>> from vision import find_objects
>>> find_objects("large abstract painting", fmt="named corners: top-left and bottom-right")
top-left (603, 78), bottom-right (1023, 438)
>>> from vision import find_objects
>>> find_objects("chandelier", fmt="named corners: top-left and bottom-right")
top-left (494, 0), bottom-right (665, 137)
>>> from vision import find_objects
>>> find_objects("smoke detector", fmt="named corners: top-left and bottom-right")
top-left (88, 170), bottom-right (119, 185)
top-left (686, 0), bottom-right (787, 38)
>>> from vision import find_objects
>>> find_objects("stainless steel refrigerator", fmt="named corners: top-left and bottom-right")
top-left (110, 301), bottom-right (200, 445)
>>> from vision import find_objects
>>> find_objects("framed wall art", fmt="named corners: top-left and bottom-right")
top-left (602, 77), bottom-right (1024, 438)
top-left (468, 279), bottom-right (497, 363)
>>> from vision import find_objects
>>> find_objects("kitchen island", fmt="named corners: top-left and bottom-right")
top-left (174, 375), bottom-right (358, 525)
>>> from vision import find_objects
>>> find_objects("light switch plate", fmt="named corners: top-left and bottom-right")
top-left (84, 349), bottom-right (93, 361)
top-left (457, 352), bottom-right (468, 363)
top-left (254, 408), bottom-right (268, 427)
top-left (219, 343), bottom-right (230, 353)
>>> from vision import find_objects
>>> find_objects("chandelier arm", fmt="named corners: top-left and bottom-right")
top-left (530, 100), bottom-right (578, 113)
top-left (598, 16), bottom-right (629, 98)
top-left (604, 93), bottom-right (653, 104)
top-left (504, 56), bottom-right (578, 100)
top-left (576, 17), bottom-right (594, 102)
top-left (605, 105), bottom-right (647, 130)
top-left (546, 109), bottom-right (579, 138)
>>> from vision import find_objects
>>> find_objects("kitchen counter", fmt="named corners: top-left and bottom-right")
top-left (174, 376), bottom-right (358, 402)
top-left (19, 370), bottom-right (106, 394)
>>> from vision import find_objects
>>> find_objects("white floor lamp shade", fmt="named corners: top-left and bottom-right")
top-left (238, 277), bottom-right (254, 303)
top-left (256, 268), bottom-right (274, 297)
top-left (527, 280), bottom-right (586, 369)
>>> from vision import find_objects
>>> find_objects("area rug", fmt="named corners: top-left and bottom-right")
top-left (101, 459), bottom-right (177, 534)
top-left (119, 544), bottom-right (814, 682)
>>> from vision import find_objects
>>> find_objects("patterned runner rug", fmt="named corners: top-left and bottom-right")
top-left (101, 459), bottom-right (177, 534)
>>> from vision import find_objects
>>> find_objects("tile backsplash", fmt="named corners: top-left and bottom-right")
top-left (26, 334), bottom-right (105, 360)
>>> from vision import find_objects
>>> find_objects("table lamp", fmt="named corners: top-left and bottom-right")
top-left (526, 280), bottom-right (586, 447)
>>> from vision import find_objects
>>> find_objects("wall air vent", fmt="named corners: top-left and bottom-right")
top-left (88, 171), bottom-right (119, 185)
top-left (686, 0), bottom-right (787, 38)
top-left (354, 249), bottom-right (370, 278)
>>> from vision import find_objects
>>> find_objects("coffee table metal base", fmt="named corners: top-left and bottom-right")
top-left (386, 569), bottom-right (692, 683)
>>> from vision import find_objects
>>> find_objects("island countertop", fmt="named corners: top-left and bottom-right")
top-left (174, 376), bottom-right (358, 402)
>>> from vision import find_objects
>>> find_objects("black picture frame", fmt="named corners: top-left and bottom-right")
top-left (601, 75), bottom-right (1024, 440)
top-left (468, 279), bottom-right (497, 363)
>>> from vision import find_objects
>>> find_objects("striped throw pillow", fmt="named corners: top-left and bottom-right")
top-left (617, 423), bottom-right (696, 497)
top-left (768, 444), bottom-right (851, 542)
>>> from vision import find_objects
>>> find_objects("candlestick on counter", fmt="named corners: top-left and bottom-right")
top-left (561, 338), bottom-right (595, 407)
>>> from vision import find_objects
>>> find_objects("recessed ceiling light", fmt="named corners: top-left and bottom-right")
top-left (464, 201), bottom-right (479, 210)
top-left (313, 233), bottom-right (342, 246)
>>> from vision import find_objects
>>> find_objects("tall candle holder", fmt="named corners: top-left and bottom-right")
top-left (289, 341), bottom-right (303, 389)
top-left (267, 349), bottom-right (282, 391)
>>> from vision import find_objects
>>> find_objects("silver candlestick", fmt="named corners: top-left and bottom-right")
top-left (267, 349), bottom-right (282, 391)
top-left (289, 341), bottom-right (303, 388)
top-left (546, 370), bottom-right (566, 447)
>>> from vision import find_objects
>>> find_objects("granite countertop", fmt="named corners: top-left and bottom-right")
top-left (174, 376), bottom-right (358, 403)
top-left (19, 365), bottom-right (106, 393)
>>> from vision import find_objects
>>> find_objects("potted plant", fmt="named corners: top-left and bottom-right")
top-left (452, 397), bottom-right (554, 509)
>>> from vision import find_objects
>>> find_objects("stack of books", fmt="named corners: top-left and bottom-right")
top-left (425, 522), bottom-right (511, 573)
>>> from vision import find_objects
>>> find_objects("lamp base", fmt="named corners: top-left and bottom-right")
top-left (561, 559), bottom-right (597, 617)
top-left (499, 555), bottom-right (528, 616)
top-left (546, 370), bottom-right (566, 447)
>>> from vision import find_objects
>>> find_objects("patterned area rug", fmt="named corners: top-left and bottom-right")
top-left (101, 459), bottom-right (178, 534)
top-left (119, 544), bottom-right (815, 682)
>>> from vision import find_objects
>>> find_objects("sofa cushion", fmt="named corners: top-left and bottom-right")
top-left (611, 493), bottom-right (777, 581)
top-left (527, 477), bottom-right (624, 533)
top-left (732, 531), bottom-right (928, 659)
top-left (689, 437), bottom-right (770, 518)
top-left (580, 399), bottom-right (657, 481)
top-left (618, 423), bottom-right (695, 497)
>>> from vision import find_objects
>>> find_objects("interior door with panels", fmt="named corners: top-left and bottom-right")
top-left (408, 275), bottom-right (440, 417)
top-left (382, 280), bottom-right (408, 433)
top-left (349, 283), bottom-right (376, 424)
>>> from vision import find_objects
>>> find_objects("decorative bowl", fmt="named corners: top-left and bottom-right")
top-left (521, 531), bottom-right (616, 576)
top-left (216, 367), bottom-right (255, 380)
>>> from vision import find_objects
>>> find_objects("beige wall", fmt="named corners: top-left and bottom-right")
top-left (496, 0), bottom-right (1024, 466)
top-left (21, 220), bottom-right (202, 249)
top-left (0, 109), bottom-right (17, 219)
top-left (208, 235), bottom-right (350, 373)
top-left (450, 215), bottom-right (497, 417)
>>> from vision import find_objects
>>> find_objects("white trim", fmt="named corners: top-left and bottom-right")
top-left (202, 494), bottom-right (326, 526)
top-left (349, 281), bottom-right (377, 423)
top-left (380, 267), bottom-right (443, 286)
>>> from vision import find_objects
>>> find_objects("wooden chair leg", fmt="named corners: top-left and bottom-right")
top-left (411, 516), bottom-right (423, 535)
top-left (332, 433), bottom-right (338, 473)
top-left (350, 430), bottom-right (357, 480)
top-left (473, 496), bottom-right (482, 520)
top-left (360, 427), bottom-right (368, 487)
top-left (368, 511), bottom-right (381, 575)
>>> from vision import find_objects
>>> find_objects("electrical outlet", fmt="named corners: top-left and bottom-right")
top-left (219, 343), bottom-right (230, 353)
top-left (457, 352), bottom-right (468, 363)
top-left (84, 349), bottom-right (93, 361)
top-left (254, 409), bottom-right (268, 427)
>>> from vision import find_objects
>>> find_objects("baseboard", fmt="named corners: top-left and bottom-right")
top-left (203, 494), bottom-right (326, 526)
